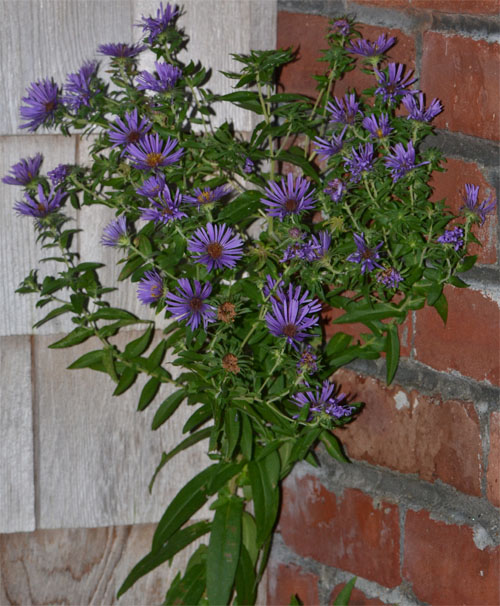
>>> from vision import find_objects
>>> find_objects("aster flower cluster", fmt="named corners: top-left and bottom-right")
top-left (292, 380), bottom-right (354, 422)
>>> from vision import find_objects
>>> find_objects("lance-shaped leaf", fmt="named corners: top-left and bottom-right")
top-left (248, 450), bottom-right (281, 546)
top-left (207, 496), bottom-right (243, 605)
top-left (117, 521), bottom-right (210, 598)
top-left (152, 462), bottom-right (243, 551)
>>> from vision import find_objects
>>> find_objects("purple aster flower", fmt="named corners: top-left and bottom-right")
top-left (261, 173), bottom-right (317, 221)
top-left (402, 93), bottom-right (442, 122)
top-left (347, 232), bottom-right (384, 273)
top-left (384, 141), bottom-right (429, 182)
top-left (344, 143), bottom-right (375, 182)
top-left (347, 33), bottom-right (395, 58)
top-left (265, 295), bottom-right (320, 350)
top-left (14, 184), bottom-right (65, 218)
top-left (48, 164), bottom-right (70, 186)
top-left (375, 63), bottom-right (418, 103)
top-left (98, 42), bottom-right (147, 58)
top-left (362, 113), bottom-right (393, 139)
top-left (63, 61), bottom-right (99, 111)
top-left (326, 94), bottom-right (362, 125)
top-left (183, 185), bottom-right (232, 208)
top-left (125, 133), bottom-right (183, 171)
top-left (310, 230), bottom-right (331, 258)
top-left (377, 267), bottom-right (403, 288)
top-left (187, 223), bottom-right (243, 272)
top-left (137, 270), bottom-right (164, 305)
top-left (136, 174), bottom-right (166, 198)
top-left (165, 278), bottom-right (216, 330)
top-left (243, 157), bottom-right (255, 173)
top-left (461, 184), bottom-right (497, 226)
top-left (437, 226), bottom-right (464, 251)
top-left (101, 216), bottom-right (129, 247)
top-left (136, 61), bottom-right (182, 93)
top-left (3, 153), bottom-right (43, 186)
top-left (136, 2), bottom-right (179, 44)
top-left (139, 185), bottom-right (186, 224)
top-left (291, 380), bottom-right (353, 421)
top-left (297, 345), bottom-right (318, 374)
top-left (313, 127), bottom-right (347, 159)
top-left (331, 19), bottom-right (351, 36)
top-left (324, 178), bottom-right (347, 203)
top-left (263, 274), bottom-right (286, 301)
top-left (281, 242), bottom-right (307, 263)
top-left (20, 79), bottom-right (60, 131)
top-left (108, 109), bottom-right (152, 154)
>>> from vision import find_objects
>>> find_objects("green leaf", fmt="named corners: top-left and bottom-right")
top-left (33, 305), bottom-right (72, 329)
top-left (289, 595), bottom-right (303, 605)
top-left (333, 577), bottom-right (357, 606)
top-left (248, 450), bottom-right (280, 546)
top-left (224, 408), bottom-right (241, 459)
top-left (289, 427), bottom-right (322, 467)
top-left (113, 367), bottom-right (138, 396)
top-left (152, 462), bottom-right (242, 552)
top-left (182, 403), bottom-right (211, 434)
top-left (325, 332), bottom-right (353, 357)
top-left (123, 325), bottom-right (154, 359)
top-left (148, 427), bottom-right (212, 493)
top-left (117, 521), bottom-right (210, 598)
top-left (235, 543), bottom-right (256, 606)
top-left (276, 147), bottom-right (319, 183)
top-left (151, 389), bottom-right (186, 430)
top-left (385, 323), bottom-right (400, 385)
top-left (102, 348), bottom-right (118, 382)
top-left (207, 496), bottom-right (243, 606)
top-left (240, 413), bottom-right (253, 461)
top-left (433, 291), bottom-right (448, 324)
top-left (90, 307), bottom-right (138, 321)
top-left (241, 512), bottom-right (259, 567)
top-left (164, 545), bottom-right (207, 606)
top-left (67, 349), bottom-right (104, 371)
top-left (137, 377), bottom-right (161, 411)
top-left (118, 255), bottom-right (144, 281)
top-left (48, 327), bottom-right (94, 349)
top-left (320, 431), bottom-right (348, 463)
top-left (333, 303), bottom-right (404, 325)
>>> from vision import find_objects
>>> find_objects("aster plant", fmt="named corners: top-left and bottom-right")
top-left (10, 5), bottom-right (497, 605)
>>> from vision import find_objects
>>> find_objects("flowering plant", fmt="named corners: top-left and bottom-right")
top-left (7, 5), bottom-right (495, 604)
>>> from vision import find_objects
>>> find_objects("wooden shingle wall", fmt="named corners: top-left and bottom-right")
top-left (0, 1), bottom-right (276, 603)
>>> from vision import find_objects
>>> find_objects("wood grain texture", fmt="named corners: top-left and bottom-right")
top-left (0, 336), bottom-right (35, 533)
top-left (0, 135), bottom-right (77, 336)
top-left (34, 330), bottom-right (210, 529)
top-left (0, 523), bottom-right (205, 605)
top-left (0, 0), bottom-right (133, 135)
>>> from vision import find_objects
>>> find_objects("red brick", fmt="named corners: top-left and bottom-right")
top-left (403, 510), bottom-right (500, 605)
top-left (351, 0), bottom-right (499, 14)
top-left (334, 369), bottom-right (483, 495)
top-left (277, 13), bottom-right (416, 100)
top-left (348, 0), bottom-right (410, 9)
top-left (280, 476), bottom-right (401, 588)
top-left (267, 562), bottom-right (320, 606)
top-left (421, 32), bottom-right (500, 141)
top-left (429, 158), bottom-right (497, 265)
top-left (329, 583), bottom-right (386, 605)
top-left (412, 0), bottom-right (500, 14)
top-left (487, 411), bottom-right (500, 508)
top-left (414, 285), bottom-right (500, 385)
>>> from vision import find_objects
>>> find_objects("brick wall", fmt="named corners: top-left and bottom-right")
top-left (269, 1), bottom-right (499, 604)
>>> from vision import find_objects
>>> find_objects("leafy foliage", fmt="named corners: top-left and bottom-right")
top-left (10, 6), bottom-right (495, 605)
